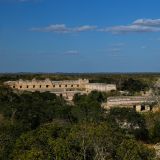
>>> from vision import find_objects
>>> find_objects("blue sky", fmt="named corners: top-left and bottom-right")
top-left (1, 0), bottom-right (160, 72)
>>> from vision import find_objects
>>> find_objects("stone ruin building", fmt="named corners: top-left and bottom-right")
top-left (4, 78), bottom-right (158, 112)
top-left (102, 96), bottom-right (156, 112)
top-left (4, 78), bottom-right (116, 101)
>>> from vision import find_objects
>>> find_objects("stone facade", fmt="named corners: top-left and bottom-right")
top-left (4, 78), bottom-right (116, 100)
top-left (102, 96), bottom-right (155, 112)
top-left (4, 78), bottom-right (88, 91)
top-left (85, 83), bottom-right (116, 92)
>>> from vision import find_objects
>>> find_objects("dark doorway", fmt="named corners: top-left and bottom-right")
top-left (141, 105), bottom-right (145, 111)
top-left (133, 105), bottom-right (136, 110)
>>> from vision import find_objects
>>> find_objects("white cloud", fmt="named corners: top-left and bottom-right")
top-left (100, 18), bottom-right (160, 34)
top-left (133, 19), bottom-right (160, 26)
top-left (31, 24), bottom-right (70, 33)
top-left (73, 25), bottom-right (97, 32)
top-left (101, 25), bottom-right (160, 34)
top-left (30, 18), bottom-right (160, 34)
top-left (31, 24), bottom-right (97, 33)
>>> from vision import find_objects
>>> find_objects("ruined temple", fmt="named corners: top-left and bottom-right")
top-left (4, 79), bottom-right (158, 112)
top-left (102, 96), bottom-right (156, 112)
top-left (4, 78), bottom-right (116, 100)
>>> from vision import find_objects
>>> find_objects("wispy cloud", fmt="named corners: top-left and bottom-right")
top-left (133, 19), bottom-right (160, 26)
top-left (31, 24), bottom-right (97, 33)
top-left (30, 18), bottom-right (160, 34)
top-left (31, 24), bottom-right (70, 33)
top-left (101, 25), bottom-right (160, 34)
top-left (100, 18), bottom-right (160, 34)
top-left (74, 25), bottom-right (97, 32)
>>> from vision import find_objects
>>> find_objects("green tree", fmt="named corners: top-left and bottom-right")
top-left (116, 139), bottom-right (155, 160)
top-left (121, 78), bottom-right (149, 93)
top-left (11, 123), bottom-right (71, 160)
top-left (71, 101), bottom-right (103, 123)
top-left (153, 121), bottom-right (160, 143)
top-left (0, 121), bottom-right (25, 160)
top-left (108, 107), bottom-right (149, 141)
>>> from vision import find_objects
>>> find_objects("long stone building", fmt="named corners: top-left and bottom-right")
top-left (4, 78), bottom-right (116, 100)
top-left (102, 96), bottom-right (156, 112)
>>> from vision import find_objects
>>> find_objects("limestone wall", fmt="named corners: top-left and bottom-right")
top-left (107, 96), bottom-right (153, 107)
top-left (85, 83), bottom-right (116, 92)
top-left (5, 78), bottom-right (116, 93)
top-left (4, 78), bottom-right (89, 91)
top-left (102, 96), bottom-right (155, 112)
top-left (4, 78), bottom-right (117, 101)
